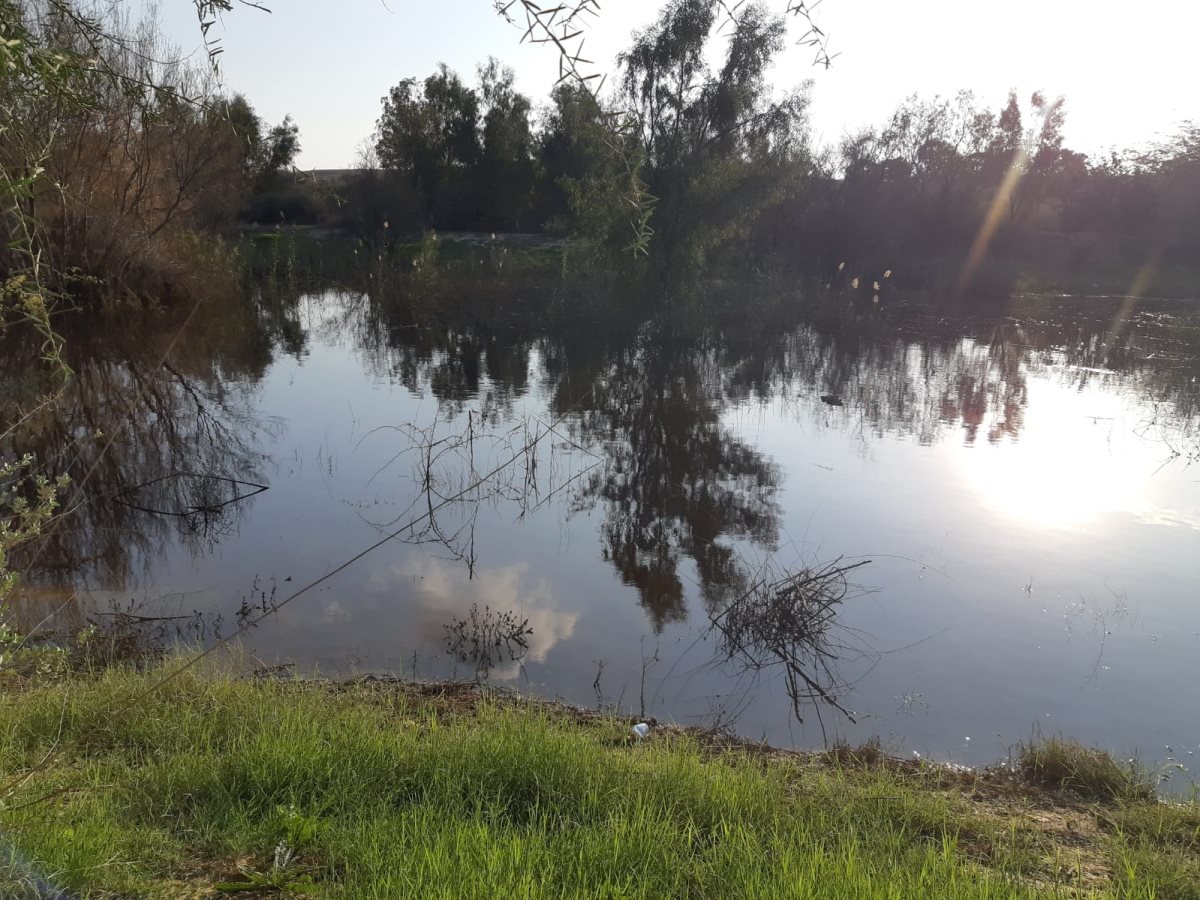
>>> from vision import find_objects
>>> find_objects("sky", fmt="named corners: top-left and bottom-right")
top-left (152, 0), bottom-right (1198, 169)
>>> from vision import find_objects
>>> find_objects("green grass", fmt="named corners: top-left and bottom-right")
top-left (1016, 737), bottom-right (1155, 803)
top-left (0, 665), bottom-right (1195, 898)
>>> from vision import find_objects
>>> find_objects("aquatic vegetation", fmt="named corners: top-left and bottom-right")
top-left (709, 557), bottom-right (874, 737)
top-left (443, 603), bottom-right (534, 679)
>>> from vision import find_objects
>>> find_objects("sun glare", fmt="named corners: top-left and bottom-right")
top-left (958, 383), bottom-right (1149, 530)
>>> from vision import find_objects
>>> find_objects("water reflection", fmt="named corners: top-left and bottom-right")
top-left (342, 286), bottom-right (1200, 625)
top-left (1, 292), bottom-right (301, 591)
top-left (3, 278), bottom-right (1199, 747)
top-left (366, 558), bottom-right (578, 682)
top-left (566, 327), bottom-right (780, 630)
top-left (9, 282), bottom-right (1197, 615)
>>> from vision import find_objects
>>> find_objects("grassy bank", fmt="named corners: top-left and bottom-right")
top-left (0, 665), bottom-right (1197, 898)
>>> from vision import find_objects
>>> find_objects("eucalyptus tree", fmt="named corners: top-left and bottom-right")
top-left (217, 95), bottom-right (301, 186)
top-left (617, 0), bottom-right (813, 276)
top-left (537, 82), bottom-right (641, 255)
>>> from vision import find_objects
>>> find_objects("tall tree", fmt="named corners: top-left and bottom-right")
top-left (618, 0), bottom-right (809, 275)
top-left (376, 64), bottom-right (480, 225)
top-left (476, 58), bottom-right (535, 230)
top-left (259, 115), bottom-right (301, 185)
top-left (536, 83), bottom-right (632, 246)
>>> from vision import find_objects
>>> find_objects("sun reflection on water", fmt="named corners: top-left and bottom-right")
top-left (958, 381), bottom-right (1154, 529)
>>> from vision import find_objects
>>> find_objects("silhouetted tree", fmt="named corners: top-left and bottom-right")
top-left (476, 58), bottom-right (536, 230)
top-left (536, 83), bottom-right (639, 255)
top-left (258, 115), bottom-right (301, 185)
top-left (618, 0), bottom-right (811, 276)
top-left (376, 64), bottom-right (483, 227)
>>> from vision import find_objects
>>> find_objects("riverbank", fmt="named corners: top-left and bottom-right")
top-left (234, 224), bottom-right (1200, 302)
top-left (0, 663), bottom-right (1196, 898)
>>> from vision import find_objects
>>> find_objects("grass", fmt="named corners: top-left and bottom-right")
top-left (1016, 736), bottom-right (1156, 803)
top-left (239, 227), bottom-right (566, 292)
top-left (0, 664), bottom-right (1195, 898)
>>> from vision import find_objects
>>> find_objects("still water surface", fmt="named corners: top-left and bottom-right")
top-left (12, 283), bottom-right (1200, 776)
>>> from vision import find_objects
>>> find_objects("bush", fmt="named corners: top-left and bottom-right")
top-left (241, 188), bottom-right (323, 226)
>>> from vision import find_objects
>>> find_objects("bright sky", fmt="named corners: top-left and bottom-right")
top-left (153, 0), bottom-right (1198, 169)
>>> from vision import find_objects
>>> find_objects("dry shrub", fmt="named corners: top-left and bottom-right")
top-left (3, 2), bottom-right (252, 304)
top-left (709, 556), bottom-right (873, 737)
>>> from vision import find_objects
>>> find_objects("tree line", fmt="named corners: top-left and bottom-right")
top-left (758, 90), bottom-right (1200, 290)
top-left (342, 0), bottom-right (812, 279)
top-left (3, 0), bottom-right (1198, 302)
top-left (326, 0), bottom-right (1198, 287)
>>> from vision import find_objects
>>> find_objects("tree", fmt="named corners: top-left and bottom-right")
top-left (1, 0), bottom-right (271, 622)
top-left (614, 0), bottom-right (811, 275)
top-left (259, 115), bottom-right (301, 183)
top-left (536, 83), bottom-right (635, 249)
top-left (989, 90), bottom-right (1023, 159)
top-left (376, 64), bottom-right (482, 227)
top-left (212, 96), bottom-right (299, 192)
top-left (1003, 91), bottom-right (1066, 223)
top-left (216, 94), bottom-right (264, 176)
top-left (476, 58), bottom-right (535, 230)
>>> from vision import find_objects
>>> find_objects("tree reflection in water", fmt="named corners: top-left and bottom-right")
top-left (5, 274), bottom-right (1198, 725)
top-left (567, 326), bottom-right (780, 630)
top-left (1, 289), bottom-right (303, 595)
top-left (342, 281), bottom-right (1200, 723)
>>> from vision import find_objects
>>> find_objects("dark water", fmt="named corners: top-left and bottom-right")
top-left (7, 278), bottom-right (1199, 779)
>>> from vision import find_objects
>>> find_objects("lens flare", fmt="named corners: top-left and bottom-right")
top-left (957, 147), bottom-right (1028, 296)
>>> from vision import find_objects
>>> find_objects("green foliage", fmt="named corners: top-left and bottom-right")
top-left (617, 0), bottom-right (811, 276)
top-left (5, 666), bottom-right (1189, 897)
top-left (0, 2), bottom-right (80, 646)
top-left (0, 455), bottom-right (69, 683)
top-left (365, 5), bottom-right (811, 265)
top-left (0, 276), bottom-right (68, 386)
top-left (1101, 802), bottom-right (1200, 851)
top-left (376, 64), bottom-right (482, 227)
top-left (1017, 736), bottom-right (1155, 803)
top-left (1100, 799), bottom-right (1200, 899)
top-left (0, 455), bottom-right (66, 604)
top-left (261, 115), bottom-right (301, 179)
top-left (0, 667), bottom-right (1195, 896)
top-left (0, 1), bottom-right (86, 355)
top-left (217, 94), bottom-right (267, 176)
top-left (410, 229), bottom-right (441, 281)
top-left (215, 804), bottom-right (321, 893)
top-left (218, 94), bottom-right (302, 194)
top-left (762, 91), bottom-right (1200, 288)
top-left (477, 58), bottom-right (537, 230)
top-left (539, 84), bottom-right (652, 266)
top-left (373, 60), bottom-right (539, 232)
top-left (0, 456), bottom-right (68, 683)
